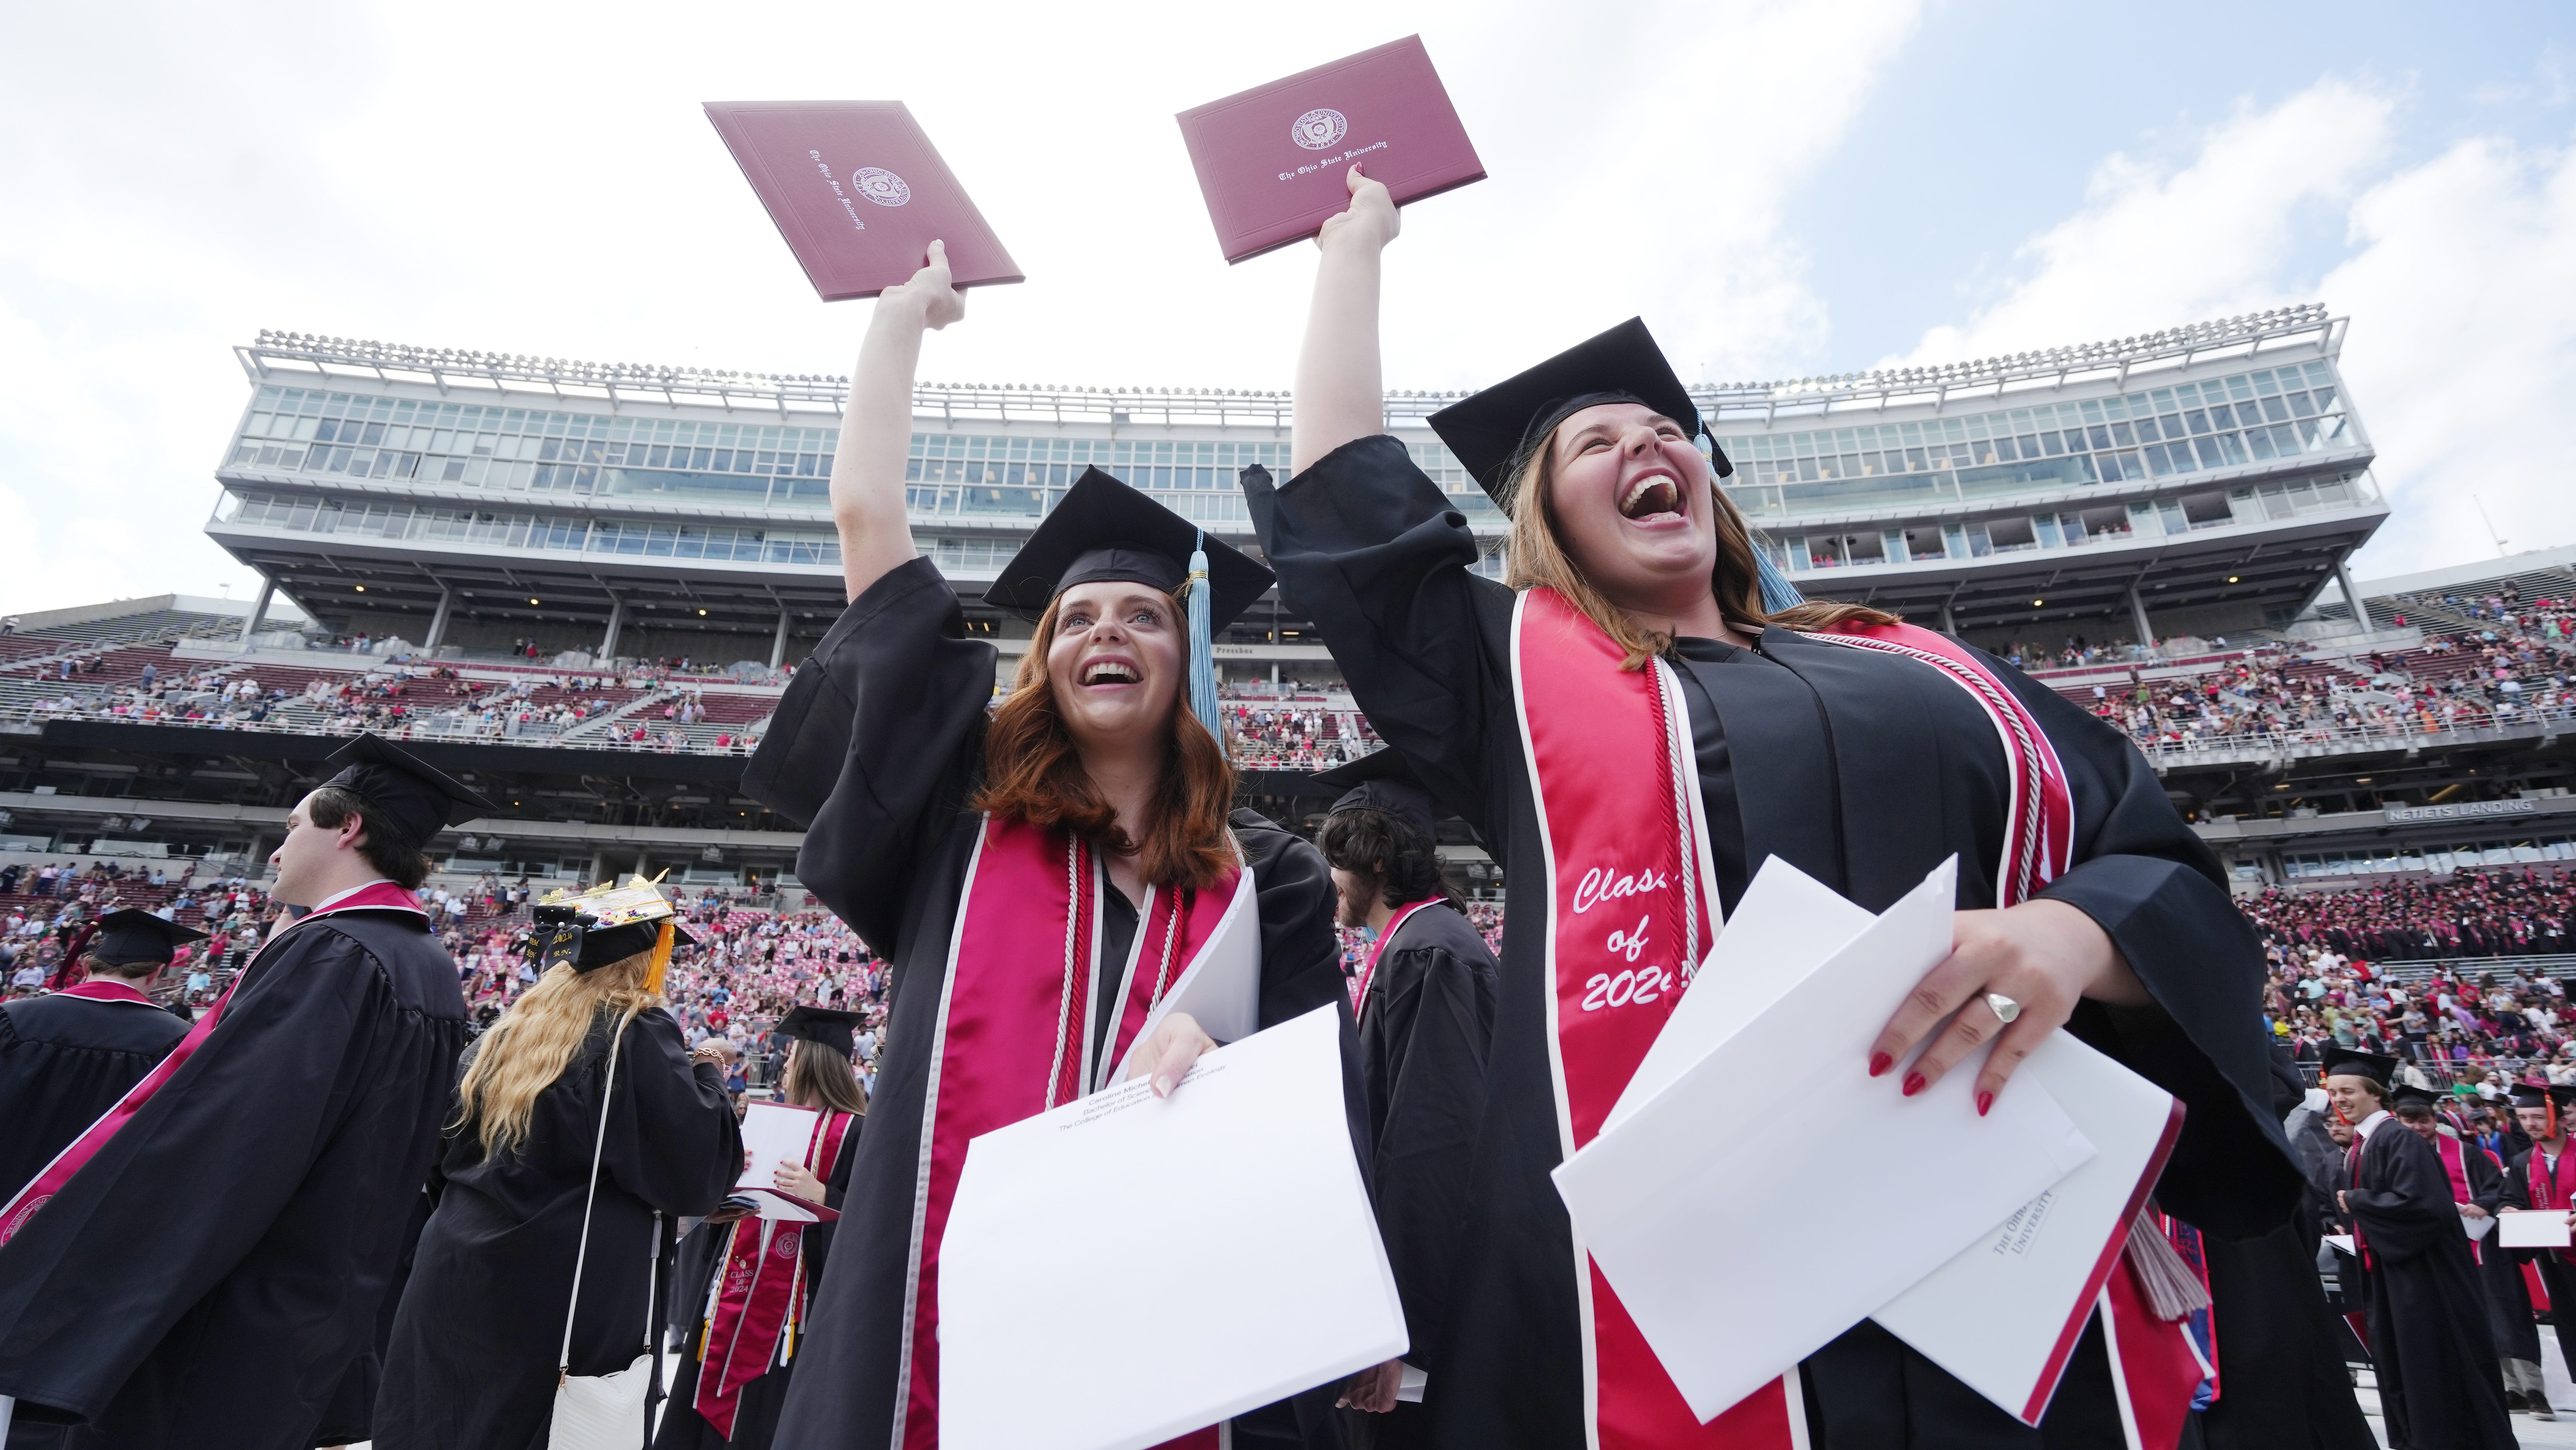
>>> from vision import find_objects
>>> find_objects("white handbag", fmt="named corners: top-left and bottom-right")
top-left (547, 1017), bottom-right (663, 1450)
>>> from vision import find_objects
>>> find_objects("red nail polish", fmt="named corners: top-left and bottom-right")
top-left (1868, 1052), bottom-right (1893, 1078)
top-left (1977, 1090), bottom-right (1994, 1117)
top-left (1902, 1072), bottom-right (1926, 1097)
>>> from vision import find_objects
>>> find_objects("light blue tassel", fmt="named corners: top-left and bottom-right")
top-left (1753, 543), bottom-right (1805, 614)
top-left (1187, 529), bottom-right (1224, 758)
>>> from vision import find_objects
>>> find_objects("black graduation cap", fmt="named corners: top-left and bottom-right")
top-left (531, 903), bottom-right (698, 974)
top-left (1427, 318), bottom-right (1732, 512)
top-left (2388, 1079), bottom-right (2440, 1110)
top-left (88, 908), bottom-right (209, 967)
top-left (2319, 1046), bottom-right (2398, 1088)
top-left (2513, 1079), bottom-right (2576, 1110)
top-left (319, 734), bottom-right (497, 850)
top-left (983, 467), bottom-right (1273, 628)
top-left (775, 1004), bottom-right (866, 1057)
top-left (1311, 748), bottom-right (1437, 843)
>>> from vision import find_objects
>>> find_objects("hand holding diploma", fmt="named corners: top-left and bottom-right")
top-left (1867, 897), bottom-right (2149, 1112)
top-left (877, 239), bottom-right (967, 332)
top-left (1316, 165), bottom-right (1399, 255)
top-left (772, 1158), bottom-right (827, 1201)
top-left (1124, 1010), bottom-right (1217, 1098)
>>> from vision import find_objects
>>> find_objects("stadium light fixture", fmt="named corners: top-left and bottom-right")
top-left (354, 585), bottom-right (365, 592)
top-left (2031, 598), bottom-right (2044, 607)
top-left (529, 597), bottom-right (540, 605)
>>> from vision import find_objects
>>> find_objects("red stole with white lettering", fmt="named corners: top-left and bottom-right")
top-left (0, 881), bottom-right (426, 1244)
top-left (1355, 899), bottom-right (1445, 1023)
top-left (1511, 589), bottom-right (2081, 1447)
top-left (2529, 1143), bottom-right (2576, 1263)
top-left (894, 815), bottom-right (1248, 1450)
top-left (694, 1108), bottom-right (857, 1437)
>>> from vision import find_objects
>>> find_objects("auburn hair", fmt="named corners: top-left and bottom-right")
top-left (1502, 421), bottom-right (1896, 669)
top-left (971, 592), bottom-right (1238, 892)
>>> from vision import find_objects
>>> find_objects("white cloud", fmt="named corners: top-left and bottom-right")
top-left (2321, 132), bottom-right (2576, 573)
top-left (1880, 75), bottom-right (2576, 576)
top-left (1888, 79), bottom-right (2397, 364)
top-left (0, 0), bottom-right (1919, 613)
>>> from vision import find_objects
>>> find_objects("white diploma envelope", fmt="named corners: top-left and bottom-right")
top-left (1872, 1033), bottom-right (2183, 1424)
top-left (1112, 865), bottom-right (1263, 1084)
top-left (1552, 860), bottom-right (2099, 1424)
top-left (942, 1005), bottom-right (1405, 1450)
top-left (2501, 1210), bottom-right (2573, 1249)
top-left (2324, 1234), bottom-right (2358, 1256)
top-left (2465, 1210), bottom-right (2497, 1240)
top-left (1603, 858), bottom-right (1873, 1135)
top-left (732, 1101), bottom-right (820, 1219)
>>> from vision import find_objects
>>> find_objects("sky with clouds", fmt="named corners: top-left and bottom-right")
top-left (0, 0), bottom-right (2568, 613)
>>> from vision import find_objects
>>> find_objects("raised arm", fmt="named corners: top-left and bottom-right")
top-left (1291, 167), bottom-right (1401, 471)
top-left (832, 240), bottom-right (967, 602)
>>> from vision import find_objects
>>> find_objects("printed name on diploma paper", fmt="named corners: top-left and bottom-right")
top-left (1276, 139), bottom-right (1390, 182)
top-left (809, 149), bottom-right (866, 233)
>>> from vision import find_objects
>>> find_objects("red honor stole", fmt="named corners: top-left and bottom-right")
top-left (0, 881), bottom-right (425, 1245)
top-left (1354, 899), bottom-right (1445, 1022)
top-left (2529, 1145), bottom-right (2576, 1262)
top-left (2432, 1135), bottom-right (2486, 1265)
top-left (694, 1108), bottom-right (858, 1437)
top-left (894, 816), bottom-right (1248, 1450)
top-left (53, 981), bottom-right (157, 1006)
top-left (1510, 590), bottom-right (2078, 1447)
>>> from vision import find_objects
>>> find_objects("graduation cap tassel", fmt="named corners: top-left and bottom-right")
top-left (1752, 543), bottom-right (1805, 616)
top-left (1186, 529), bottom-right (1225, 760)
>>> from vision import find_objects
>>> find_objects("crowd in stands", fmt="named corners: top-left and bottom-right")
top-left (2242, 869), bottom-right (2575, 962)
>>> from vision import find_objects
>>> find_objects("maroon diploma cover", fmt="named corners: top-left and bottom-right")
top-left (1176, 35), bottom-right (1485, 264)
top-left (704, 100), bottom-right (1024, 301)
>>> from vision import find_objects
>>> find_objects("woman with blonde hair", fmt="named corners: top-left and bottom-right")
top-left (375, 896), bottom-right (743, 1449)
top-left (1238, 169), bottom-right (2303, 1449)
top-left (737, 242), bottom-right (1353, 1450)
top-left (658, 1005), bottom-right (867, 1449)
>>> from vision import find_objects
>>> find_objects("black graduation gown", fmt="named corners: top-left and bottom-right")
top-left (0, 908), bottom-right (467, 1450)
top-left (656, 1115), bottom-right (862, 1449)
top-left (2447, 1137), bottom-right (2539, 1365)
top-left (1245, 435), bottom-right (2303, 1450)
top-left (0, 989), bottom-right (187, 1197)
top-left (2342, 1120), bottom-right (2515, 1448)
top-left (739, 556), bottom-right (1362, 1450)
top-left (2192, 1050), bottom-right (2373, 1450)
top-left (1348, 901), bottom-right (1495, 1449)
top-left (373, 1007), bottom-right (743, 1450)
top-left (2500, 1144), bottom-right (2576, 1375)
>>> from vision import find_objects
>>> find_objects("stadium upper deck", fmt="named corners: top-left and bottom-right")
top-left (207, 304), bottom-right (2380, 671)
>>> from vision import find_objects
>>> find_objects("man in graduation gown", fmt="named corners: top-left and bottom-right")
top-left (2393, 1075), bottom-right (2544, 1415)
top-left (2504, 1079), bottom-right (2576, 1414)
top-left (0, 734), bottom-right (485, 1449)
top-left (1309, 750), bottom-right (1497, 1437)
top-left (2191, 1047), bottom-right (2374, 1450)
top-left (0, 910), bottom-right (203, 1204)
top-left (2326, 1047), bottom-right (2515, 1449)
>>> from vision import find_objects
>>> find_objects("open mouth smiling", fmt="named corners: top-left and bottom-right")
top-left (1619, 472), bottom-right (1682, 521)
top-left (1082, 660), bottom-right (1141, 686)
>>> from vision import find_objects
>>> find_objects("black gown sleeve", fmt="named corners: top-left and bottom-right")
top-left (1370, 936), bottom-right (1494, 1376)
top-left (1233, 808), bottom-right (1356, 1028)
top-left (2347, 1128), bottom-right (2463, 1261)
top-left (1981, 648), bottom-right (2303, 1240)
top-left (1242, 439), bottom-right (1514, 837)
top-left (0, 929), bottom-right (406, 1418)
top-left (2463, 1139), bottom-right (2505, 1213)
top-left (741, 556), bottom-right (997, 955)
top-left (604, 1009), bottom-right (743, 1218)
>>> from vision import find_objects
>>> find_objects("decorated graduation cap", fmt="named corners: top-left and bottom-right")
top-left (774, 1004), bottom-right (866, 1057)
top-left (1427, 318), bottom-right (1803, 614)
top-left (531, 876), bottom-right (695, 991)
top-left (1312, 747), bottom-right (1438, 843)
top-left (2319, 1045), bottom-right (2399, 1088)
top-left (86, 908), bottom-right (209, 967)
top-left (984, 467), bottom-right (1276, 754)
top-left (319, 733), bottom-right (497, 850)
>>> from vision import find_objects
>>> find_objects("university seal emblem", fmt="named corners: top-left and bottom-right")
top-left (852, 167), bottom-right (912, 207)
top-left (1290, 108), bottom-right (1347, 150)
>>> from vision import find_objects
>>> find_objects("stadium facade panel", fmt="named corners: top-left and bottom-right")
top-left (208, 304), bottom-right (2380, 668)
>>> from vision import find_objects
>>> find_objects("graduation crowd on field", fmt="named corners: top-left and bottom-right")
top-left (6, 165), bottom-right (2571, 1450)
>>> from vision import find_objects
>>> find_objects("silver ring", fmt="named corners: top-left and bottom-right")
top-left (1985, 992), bottom-right (2022, 1025)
